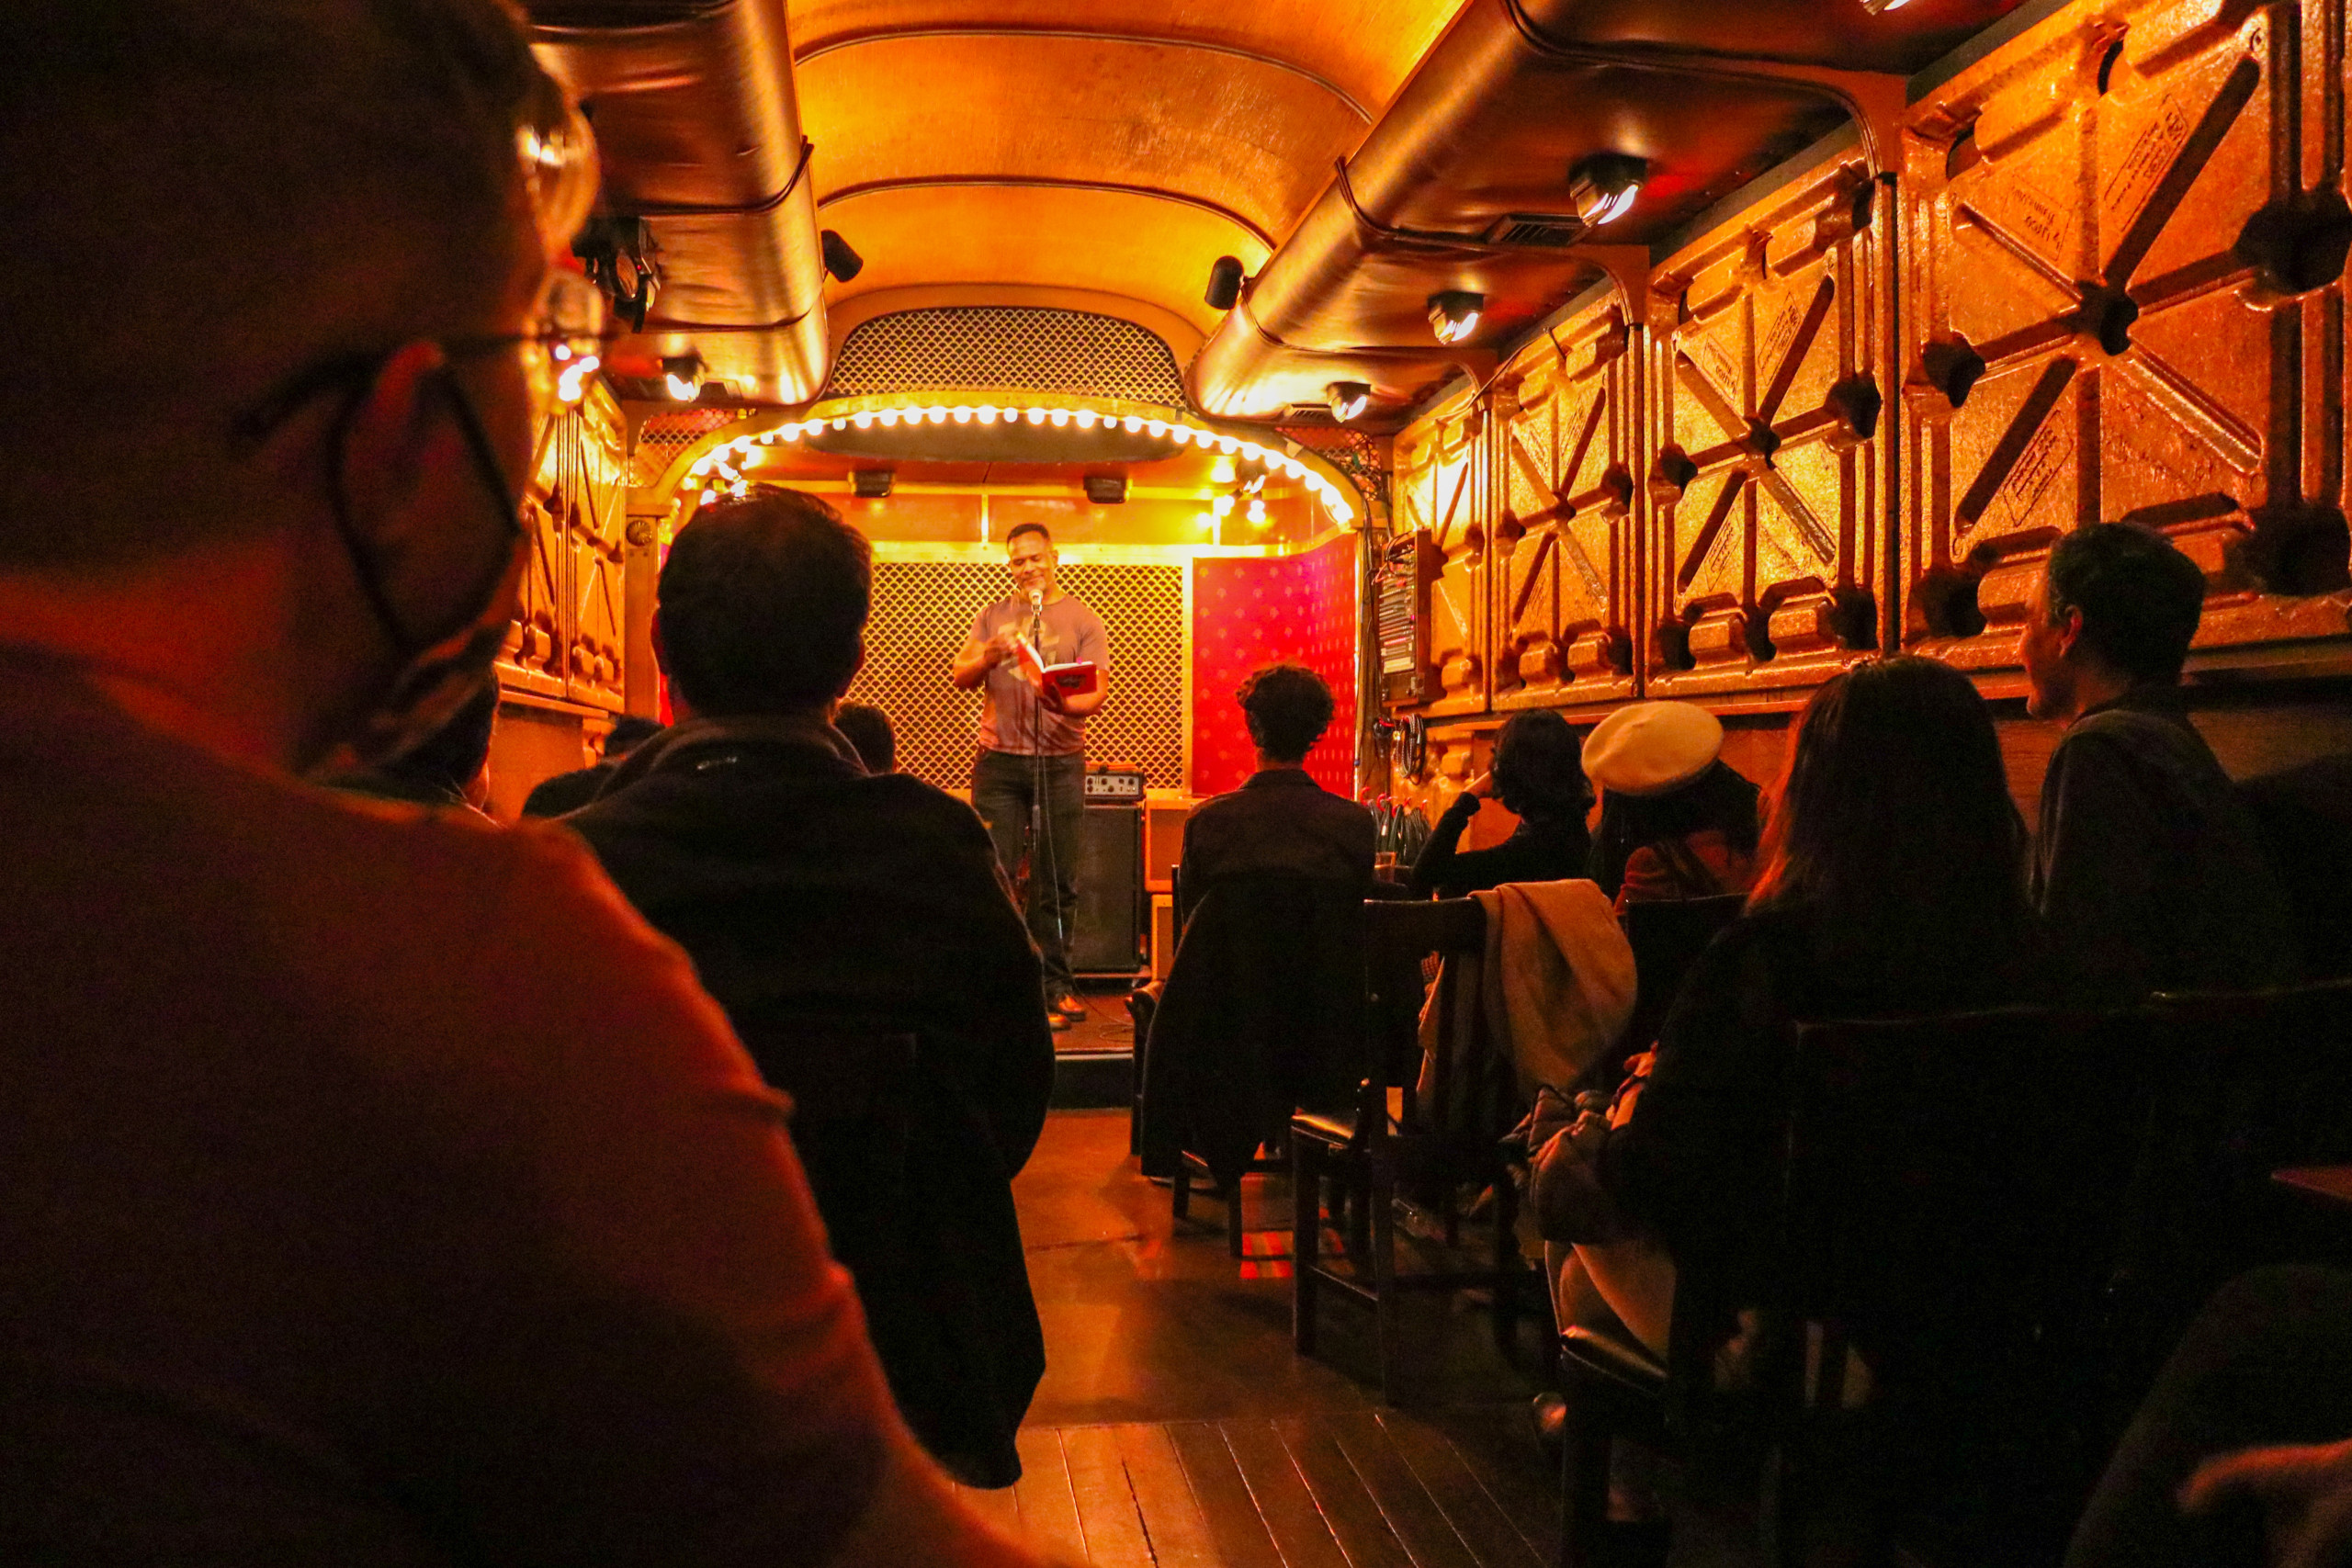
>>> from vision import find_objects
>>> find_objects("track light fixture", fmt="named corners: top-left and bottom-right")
top-left (1426, 291), bottom-right (1483, 346)
top-left (1569, 153), bottom-right (1647, 227)
top-left (661, 352), bottom-right (705, 402)
top-left (1204, 255), bottom-right (1246, 311)
top-left (1326, 381), bottom-right (1372, 422)
top-left (851, 468), bottom-right (894, 499)
top-left (572, 216), bottom-right (662, 332)
top-left (820, 229), bottom-right (865, 282)
top-left (1083, 473), bottom-right (1128, 505)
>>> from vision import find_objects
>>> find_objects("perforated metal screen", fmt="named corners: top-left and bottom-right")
top-left (843, 558), bottom-right (1186, 793)
top-left (632, 408), bottom-right (751, 487)
top-left (825, 307), bottom-right (1189, 406)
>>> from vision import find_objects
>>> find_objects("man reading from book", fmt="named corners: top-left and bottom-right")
top-left (952, 523), bottom-right (1110, 1027)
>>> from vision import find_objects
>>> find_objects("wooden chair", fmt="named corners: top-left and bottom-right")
top-left (1609, 893), bottom-right (1747, 1076)
top-left (1555, 1004), bottom-right (2154, 1568)
top-left (1291, 897), bottom-right (1535, 1403)
top-left (1139, 874), bottom-right (1366, 1257)
top-left (2112, 978), bottom-right (2352, 1394)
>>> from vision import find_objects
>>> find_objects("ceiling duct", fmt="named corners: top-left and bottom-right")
top-left (527, 0), bottom-right (831, 402)
top-left (1186, 0), bottom-right (2027, 424)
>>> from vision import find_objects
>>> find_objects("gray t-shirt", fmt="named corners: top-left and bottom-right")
top-left (971, 593), bottom-right (1109, 756)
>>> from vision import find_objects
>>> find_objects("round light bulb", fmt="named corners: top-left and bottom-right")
top-left (978, 405), bottom-right (1000, 423)
top-left (952, 405), bottom-right (973, 423)
top-left (1049, 409), bottom-right (1070, 426)
top-left (1025, 407), bottom-right (1046, 425)
top-left (852, 411), bottom-right (874, 429)
top-left (1075, 410), bottom-right (1098, 429)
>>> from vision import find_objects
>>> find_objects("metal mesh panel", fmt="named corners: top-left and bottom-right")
top-left (843, 558), bottom-right (1185, 794)
top-left (826, 307), bottom-right (1188, 406)
top-left (632, 408), bottom-right (752, 487)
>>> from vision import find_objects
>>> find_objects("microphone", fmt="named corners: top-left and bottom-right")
top-left (1026, 587), bottom-right (1044, 615)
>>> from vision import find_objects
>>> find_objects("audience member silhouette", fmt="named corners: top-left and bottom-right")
top-left (1540, 657), bottom-right (2059, 1359)
top-left (519, 712), bottom-right (662, 816)
top-left (0, 4), bottom-right (1042, 1562)
top-left (2065, 1266), bottom-right (2352, 1568)
top-left (833, 701), bottom-right (897, 775)
top-left (1582, 702), bottom-right (1760, 908)
top-left (1177, 662), bottom-right (1374, 924)
top-left (2024, 523), bottom-right (2298, 993)
top-left (330, 677), bottom-right (500, 813)
top-left (1409, 708), bottom-right (1589, 898)
top-left (564, 491), bottom-right (1054, 1488)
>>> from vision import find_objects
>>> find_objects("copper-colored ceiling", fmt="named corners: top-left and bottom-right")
top-left (787, 1), bottom-right (1468, 336)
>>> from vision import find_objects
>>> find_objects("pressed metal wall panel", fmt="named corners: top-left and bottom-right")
top-left (500, 390), bottom-right (631, 709)
top-left (1902, 0), bottom-right (2351, 671)
top-left (1492, 299), bottom-right (1644, 710)
top-left (1646, 152), bottom-right (1892, 701)
top-left (1392, 402), bottom-right (1491, 716)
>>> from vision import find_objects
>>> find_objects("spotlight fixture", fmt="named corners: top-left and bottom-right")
top-left (851, 468), bottom-right (894, 499)
top-left (1569, 153), bottom-right (1647, 227)
top-left (1083, 473), bottom-right (1128, 505)
top-left (1427, 290), bottom-right (1483, 345)
top-left (820, 229), bottom-right (865, 282)
top-left (661, 353), bottom-right (704, 402)
top-left (1204, 254), bottom-right (1246, 310)
top-left (572, 215), bottom-right (662, 331)
top-left (1326, 381), bottom-right (1372, 422)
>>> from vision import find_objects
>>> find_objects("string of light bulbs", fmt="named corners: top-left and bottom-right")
top-left (681, 400), bottom-right (1361, 525)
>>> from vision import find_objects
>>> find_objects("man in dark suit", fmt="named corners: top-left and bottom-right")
top-left (566, 491), bottom-right (1054, 1489)
top-left (1177, 663), bottom-right (1374, 925)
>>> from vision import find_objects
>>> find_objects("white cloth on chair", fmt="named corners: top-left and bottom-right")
top-left (1473, 878), bottom-right (1636, 1098)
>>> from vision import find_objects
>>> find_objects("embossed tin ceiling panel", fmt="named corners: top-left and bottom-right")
top-left (1646, 151), bottom-right (1891, 701)
top-left (1900, 0), bottom-right (2351, 671)
top-left (1393, 403), bottom-right (1491, 716)
top-left (1493, 297), bottom-right (1642, 708)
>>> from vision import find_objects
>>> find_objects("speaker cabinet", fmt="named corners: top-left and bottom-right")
top-left (1070, 803), bottom-right (1143, 976)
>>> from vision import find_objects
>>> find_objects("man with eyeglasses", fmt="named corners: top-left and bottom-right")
top-left (0, 4), bottom-right (1040, 1564)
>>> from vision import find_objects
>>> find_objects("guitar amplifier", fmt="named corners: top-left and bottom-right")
top-left (1082, 765), bottom-right (1147, 803)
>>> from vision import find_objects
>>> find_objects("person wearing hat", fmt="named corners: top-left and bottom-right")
top-left (1582, 702), bottom-right (1761, 909)
top-left (1408, 709), bottom-right (1592, 899)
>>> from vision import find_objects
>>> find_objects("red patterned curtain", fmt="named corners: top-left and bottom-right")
top-left (1190, 536), bottom-right (1361, 799)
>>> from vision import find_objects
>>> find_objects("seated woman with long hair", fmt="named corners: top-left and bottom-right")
top-left (1548, 657), bottom-right (2058, 1357)
top-left (1409, 708), bottom-right (1591, 898)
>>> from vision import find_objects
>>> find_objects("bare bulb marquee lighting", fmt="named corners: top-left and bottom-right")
top-left (684, 400), bottom-right (1361, 525)
top-left (1426, 290), bottom-right (1483, 345)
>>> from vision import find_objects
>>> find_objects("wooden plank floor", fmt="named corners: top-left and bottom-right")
top-left (957, 1409), bottom-right (1555, 1568)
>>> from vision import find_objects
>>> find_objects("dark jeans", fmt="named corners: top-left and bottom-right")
top-left (972, 749), bottom-right (1085, 999)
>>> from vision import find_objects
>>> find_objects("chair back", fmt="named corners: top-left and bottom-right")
top-left (1775, 1006), bottom-right (2154, 1559)
top-left (1614, 893), bottom-right (1747, 1067)
top-left (1359, 897), bottom-right (1488, 1141)
top-left (2120, 979), bottom-right (2352, 1364)
top-left (1141, 874), bottom-right (1367, 1187)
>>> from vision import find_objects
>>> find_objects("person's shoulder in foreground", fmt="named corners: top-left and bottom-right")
top-left (0, 0), bottom-right (1040, 1558)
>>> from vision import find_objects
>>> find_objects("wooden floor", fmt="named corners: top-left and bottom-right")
top-left (960, 1411), bottom-right (1558, 1568)
top-left (980, 1109), bottom-right (1562, 1567)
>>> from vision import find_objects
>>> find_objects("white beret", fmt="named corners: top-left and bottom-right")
top-left (1581, 702), bottom-right (1724, 796)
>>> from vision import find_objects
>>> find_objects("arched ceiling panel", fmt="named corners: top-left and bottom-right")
top-left (786, 1), bottom-right (1468, 118)
top-left (820, 186), bottom-right (1272, 337)
top-left (797, 35), bottom-right (1363, 244)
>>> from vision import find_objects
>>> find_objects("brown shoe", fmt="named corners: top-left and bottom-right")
top-left (1049, 1010), bottom-right (1074, 1032)
top-left (1052, 994), bottom-right (1087, 1021)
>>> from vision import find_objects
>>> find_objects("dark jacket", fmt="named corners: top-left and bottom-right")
top-left (565, 714), bottom-right (1054, 1487)
top-left (1177, 767), bottom-right (1374, 926)
top-left (522, 761), bottom-right (615, 818)
top-left (2033, 689), bottom-right (2300, 996)
top-left (1409, 791), bottom-right (1589, 899)
top-left (1140, 875), bottom-right (1364, 1189)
